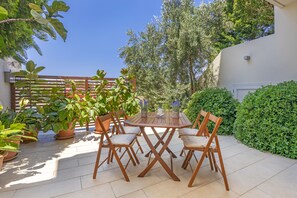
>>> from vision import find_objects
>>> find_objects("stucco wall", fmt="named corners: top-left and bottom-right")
top-left (0, 59), bottom-right (11, 109)
top-left (214, 2), bottom-right (297, 101)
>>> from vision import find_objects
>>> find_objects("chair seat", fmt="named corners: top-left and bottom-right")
top-left (181, 136), bottom-right (214, 149)
top-left (103, 134), bottom-right (136, 146)
top-left (178, 128), bottom-right (198, 136)
top-left (123, 126), bottom-right (141, 135)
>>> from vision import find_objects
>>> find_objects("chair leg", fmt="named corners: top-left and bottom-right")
top-left (217, 149), bottom-right (229, 191)
top-left (188, 151), bottom-right (207, 187)
top-left (107, 148), bottom-right (111, 164)
top-left (211, 150), bottom-right (218, 172)
top-left (93, 135), bottom-right (103, 179)
top-left (126, 147), bottom-right (136, 166)
top-left (182, 150), bottom-right (193, 169)
top-left (111, 146), bottom-right (130, 182)
top-left (130, 146), bottom-right (140, 164)
top-left (180, 148), bottom-right (185, 157)
top-left (207, 151), bottom-right (214, 171)
top-left (135, 138), bottom-right (144, 154)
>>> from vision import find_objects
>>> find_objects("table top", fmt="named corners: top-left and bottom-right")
top-left (124, 112), bottom-right (192, 128)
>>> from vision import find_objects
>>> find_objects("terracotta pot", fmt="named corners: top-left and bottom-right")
top-left (4, 138), bottom-right (20, 162)
top-left (0, 152), bottom-right (8, 170)
top-left (55, 122), bottom-right (75, 140)
top-left (94, 116), bottom-right (111, 133)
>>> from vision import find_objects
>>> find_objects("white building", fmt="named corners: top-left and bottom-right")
top-left (199, 0), bottom-right (297, 101)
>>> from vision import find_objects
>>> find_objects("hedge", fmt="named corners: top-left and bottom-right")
top-left (234, 81), bottom-right (297, 159)
top-left (185, 88), bottom-right (239, 135)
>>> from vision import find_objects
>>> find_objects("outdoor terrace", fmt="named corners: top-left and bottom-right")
top-left (0, 128), bottom-right (296, 198)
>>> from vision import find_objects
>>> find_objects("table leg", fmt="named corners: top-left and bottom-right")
top-left (139, 127), bottom-right (180, 181)
top-left (144, 127), bottom-right (177, 158)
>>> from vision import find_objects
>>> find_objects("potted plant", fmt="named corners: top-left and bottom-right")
top-left (90, 70), bottom-right (112, 133)
top-left (13, 60), bottom-right (45, 142)
top-left (41, 81), bottom-right (87, 139)
top-left (0, 104), bottom-right (37, 164)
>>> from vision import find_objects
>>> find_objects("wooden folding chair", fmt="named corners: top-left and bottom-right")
top-left (178, 110), bottom-right (210, 138)
top-left (92, 113), bottom-right (139, 182)
top-left (181, 113), bottom-right (229, 190)
top-left (113, 110), bottom-right (144, 154)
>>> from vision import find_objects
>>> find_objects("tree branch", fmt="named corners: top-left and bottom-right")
top-left (0, 18), bottom-right (34, 24)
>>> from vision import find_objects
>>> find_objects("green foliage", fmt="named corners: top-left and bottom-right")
top-left (0, 104), bottom-right (37, 153)
top-left (227, 0), bottom-right (274, 43)
top-left (0, 0), bottom-right (69, 63)
top-left (234, 81), bottom-right (297, 159)
top-left (185, 88), bottom-right (239, 135)
top-left (41, 81), bottom-right (86, 133)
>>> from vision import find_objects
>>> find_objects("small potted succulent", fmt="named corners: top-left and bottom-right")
top-left (41, 81), bottom-right (87, 139)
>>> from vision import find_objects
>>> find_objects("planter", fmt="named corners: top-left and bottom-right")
top-left (4, 138), bottom-right (20, 162)
top-left (94, 116), bottom-right (111, 133)
top-left (55, 122), bottom-right (75, 140)
top-left (0, 152), bottom-right (8, 170)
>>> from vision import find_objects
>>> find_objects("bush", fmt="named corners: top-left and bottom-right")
top-left (185, 88), bottom-right (239, 135)
top-left (234, 81), bottom-right (297, 159)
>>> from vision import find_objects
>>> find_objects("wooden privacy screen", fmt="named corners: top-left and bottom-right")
top-left (10, 75), bottom-right (136, 130)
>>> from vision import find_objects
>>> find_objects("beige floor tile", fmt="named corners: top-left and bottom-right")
top-left (119, 190), bottom-right (148, 198)
top-left (258, 163), bottom-right (297, 198)
top-left (0, 190), bottom-right (16, 198)
top-left (54, 183), bottom-right (115, 198)
top-left (110, 175), bottom-right (163, 197)
top-left (181, 181), bottom-right (238, 198)
top-left (12, 178), bottom-right (81, 198)
top-left (240, 188), bottom-right (273, 198)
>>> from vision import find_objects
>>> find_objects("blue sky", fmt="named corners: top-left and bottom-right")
top-left (28, 0), bottom-right (204, 78)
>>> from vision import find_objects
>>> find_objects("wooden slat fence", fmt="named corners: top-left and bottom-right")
top-left (10, 75), bottom-right (136, 131)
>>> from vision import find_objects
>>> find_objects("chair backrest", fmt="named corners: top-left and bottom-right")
top-left (112, 110), bottom-right (126, 134)
top-left (193, 110), bottom-right (210, 136)
top-left (206, 113), bottom-right (223, 148)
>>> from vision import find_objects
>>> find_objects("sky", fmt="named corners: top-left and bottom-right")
top-left (27, 0), bottom-right (203, 78)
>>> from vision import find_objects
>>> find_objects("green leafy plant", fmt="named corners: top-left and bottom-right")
top-left (41, 81), bottom-right (86, 133)
top-left (12, 60), bottom-right (45, 138)
top-left (234, 81), bottom-right (297, 159)
top-left (0, 104), bottom-right (37, 154)
top-left (184, 88), bottom-right (239, 135)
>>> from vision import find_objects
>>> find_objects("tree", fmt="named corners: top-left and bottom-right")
top-left (227, 0), bottom-right (274, 43)
top-left (0, 0), bottom-right (69, 63)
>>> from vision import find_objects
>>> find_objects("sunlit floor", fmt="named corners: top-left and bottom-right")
top-left (0, 128), bottom-right (296, 198)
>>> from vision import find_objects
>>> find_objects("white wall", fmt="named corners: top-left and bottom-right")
top-left (0, 59), bottom-right (11, 109)
top-left (213, 2), bottom-right (297, 101)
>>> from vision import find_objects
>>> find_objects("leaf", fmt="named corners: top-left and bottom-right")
top-left (26, 60), bottom-right (36, 72)
top-left (52, 1), bottom-right (70, 13)
top-left (28, 3), bottom-right (43, 13)
top-left (31, 10), bottom-right (48, 25)
top-left (48, 18), bottom-right (67, 41)
top-left (34, 66), bottom-right (45, 74)
top-left (0, 6), bottom-right (8, 20)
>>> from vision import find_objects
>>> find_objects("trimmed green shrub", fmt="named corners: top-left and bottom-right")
top-left (234, 81), bottom-right (297, 159)
top-left (185, 88), bottom-right (239, 135)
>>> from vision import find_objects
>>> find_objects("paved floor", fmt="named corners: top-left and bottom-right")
top-left (0, 128), bottom-right (296, 198)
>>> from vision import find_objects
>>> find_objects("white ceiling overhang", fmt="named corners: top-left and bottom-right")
top-left (266, 0), bottom-right (297, 7)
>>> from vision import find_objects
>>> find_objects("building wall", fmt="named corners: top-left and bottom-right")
top-left (215, 2), bottom-right (297, 101)
top-left (0, 59), bottom-right (11, 109)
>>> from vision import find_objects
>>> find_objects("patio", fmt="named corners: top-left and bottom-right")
top-left (0, 128), bottom-right (296, 198)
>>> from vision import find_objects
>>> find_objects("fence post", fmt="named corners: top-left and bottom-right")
top-left (10, 83), bottom-right (16, 111)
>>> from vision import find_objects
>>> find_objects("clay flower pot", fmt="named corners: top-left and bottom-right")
top-left (0, 152), bottom-right (8, 170)
top-left (4, 138), bottom-right (21, 162)
top-left (94, 116), bottom-right (111, 133)
top-left (55, 122), bottom-right (75, 140)
top-left (22, 129), bottom-right (39, 144)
